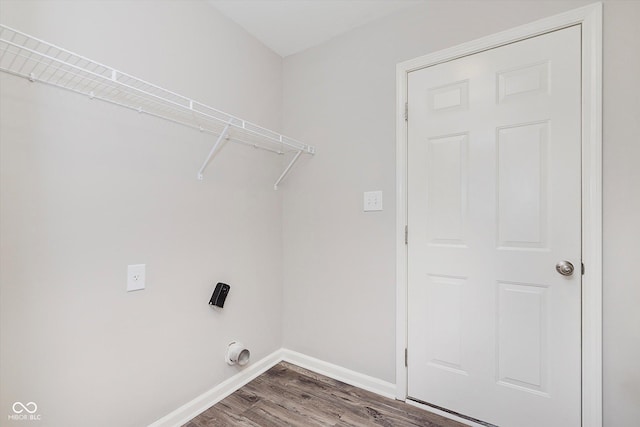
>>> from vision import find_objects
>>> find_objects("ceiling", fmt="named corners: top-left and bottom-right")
top-left (208, 0), bottom-right (424, 57)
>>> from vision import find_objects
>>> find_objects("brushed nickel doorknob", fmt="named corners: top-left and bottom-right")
top-left (556, 260), bottom-right (574, 276)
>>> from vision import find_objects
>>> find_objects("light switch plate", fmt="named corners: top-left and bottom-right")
top-left (364, 191), bottom-right (383, 212)
top-left (127, 264), bottom-right (146, 292)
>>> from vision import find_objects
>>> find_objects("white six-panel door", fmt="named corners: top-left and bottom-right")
top-left (407, 26), bottom-right (581, 426)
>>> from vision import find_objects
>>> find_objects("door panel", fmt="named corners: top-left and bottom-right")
top-left (407, 26), bottom-right (581, 427)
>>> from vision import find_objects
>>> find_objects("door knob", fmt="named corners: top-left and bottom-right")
top-left (556, 261), bottom-right (574, 276)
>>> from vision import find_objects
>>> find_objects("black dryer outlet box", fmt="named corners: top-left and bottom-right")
top-left (209, 282), bottom-right (230, 308)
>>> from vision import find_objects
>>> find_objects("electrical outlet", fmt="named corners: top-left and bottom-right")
top-left (364, 191), bottom-right (383, 212)
top-left (127, 264), bottom-right (146, 292)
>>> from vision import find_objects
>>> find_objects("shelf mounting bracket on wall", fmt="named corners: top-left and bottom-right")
top-left (197, 121), bottom-right (232, 181)
top-left (274, 150), bottom-right (303, 190)
top-left (0, 24), bottom-right (315, 189)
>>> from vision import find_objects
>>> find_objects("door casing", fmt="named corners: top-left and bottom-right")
top-left (395, 3), bottom-right (602, 426)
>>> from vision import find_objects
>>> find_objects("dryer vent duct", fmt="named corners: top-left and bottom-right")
top-left (225, 341), bottom-right (250, 366)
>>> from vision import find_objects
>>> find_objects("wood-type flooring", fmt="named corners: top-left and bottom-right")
top-left (184, 362), bottom-right (466, 427)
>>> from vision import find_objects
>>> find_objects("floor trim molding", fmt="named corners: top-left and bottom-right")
top-left (280, 349), bottom-right (396, 399)
top-left (148, 348), bottom-right (397, 427)
top-left (147, 349), bottom-right (283, 427)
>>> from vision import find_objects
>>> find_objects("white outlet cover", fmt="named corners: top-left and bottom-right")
top-left (364, 191), bottom-right (383, 212)
top-left (127, 264), bottom-right (146, 292)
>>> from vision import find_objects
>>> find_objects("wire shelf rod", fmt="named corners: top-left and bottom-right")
top-left (6, 53), bottom-right (307, 153)
top-left (0, 24), bottom-right (314, 155)
top-left (6, 67), bottom-right (284, 158)
top-left (0, 23), bottom-right (314, 188)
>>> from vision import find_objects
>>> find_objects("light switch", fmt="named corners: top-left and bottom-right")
top-left (127, 264), bottom-right (146, 292)
top-left (364, 191), bottom-right (383, 212)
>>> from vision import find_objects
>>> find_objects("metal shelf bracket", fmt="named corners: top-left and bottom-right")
top-left (197, 122), bottom-right (232, 181)
top-left (274, 150), bottom-right (303, 190)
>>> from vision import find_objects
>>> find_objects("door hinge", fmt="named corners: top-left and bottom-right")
top-left (404, 102), bottom-right (408, 121)
top-left (405, 348), bottom-right (408, 367)
top-left (582, 262), bottom-right (585, 275)
top-left (404, 225), bottom-right (408, 245)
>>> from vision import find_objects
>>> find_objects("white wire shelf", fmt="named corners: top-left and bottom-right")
top-left (0, 24), bottom-right (315, 189)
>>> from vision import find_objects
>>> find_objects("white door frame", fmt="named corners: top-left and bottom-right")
top-left (395, 3), bottom-right (602, 426)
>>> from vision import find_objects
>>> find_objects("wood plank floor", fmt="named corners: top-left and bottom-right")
top-left (184, 362), bottom-right (467, 427)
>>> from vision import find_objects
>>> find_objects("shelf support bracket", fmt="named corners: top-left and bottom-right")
top-left (274, 150), bottom-right (303, 190)
top-left (197, 122), bottom-right (231, 180)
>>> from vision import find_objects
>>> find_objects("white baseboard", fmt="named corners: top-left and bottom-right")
top-left (148, 348), bottom-right (397, 427)
top-left (280, 349), bottom-right (396, 399)
top-left (148, 349), bottom-right (283, 427)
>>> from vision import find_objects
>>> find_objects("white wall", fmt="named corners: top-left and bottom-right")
top-left (0, 1), bottom-right (284, 426)
top-left (601, 1), bottom-right (640, 423)
top-left (281, 1), bottom-right (640, 426)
